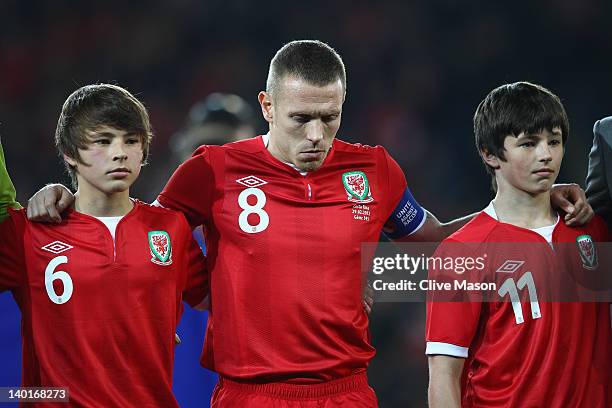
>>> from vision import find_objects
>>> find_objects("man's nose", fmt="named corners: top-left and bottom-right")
top-left (305, 120), bottom-right (324, 144)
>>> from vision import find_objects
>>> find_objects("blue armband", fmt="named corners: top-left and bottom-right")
top-left (383, 187), bottom-right (426, 239)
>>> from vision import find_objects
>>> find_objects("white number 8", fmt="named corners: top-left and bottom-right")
top-left (238, 187), bottom-right (269, 233)
top-left (45, 256), bottom-right (73, 304)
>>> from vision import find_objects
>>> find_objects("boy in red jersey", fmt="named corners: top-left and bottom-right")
top-left (426, 82), bottom-right (611, 407)
top-left (0, 84), bottom-right (208, 407)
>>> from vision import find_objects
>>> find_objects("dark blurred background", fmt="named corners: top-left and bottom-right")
top-left (1, 0), bottom-right (611, 406)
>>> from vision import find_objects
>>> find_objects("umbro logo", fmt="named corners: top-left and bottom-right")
top-left (496, 260), bottom-right (524, 274)
top-left (236, 175), bottom-right (267, 188)
top-left (41, 241), bottom-right (73, 254)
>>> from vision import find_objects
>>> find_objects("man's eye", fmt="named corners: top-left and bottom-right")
top-left (549, 139), bottom-right (561, 146)
top-left (126, 138), bottom-right (140, 145)
top-left (323, 115), bottom-right (338, 123)
top-left (93, 139), bottom-right (110, 145)
top-left (520, 142), bottom-right (534, 148)
top-left (293, 116), bottom-right (309, 123)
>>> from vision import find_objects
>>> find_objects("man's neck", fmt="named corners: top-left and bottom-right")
top-left (492, 188), bottom-right (557, 229)
top-left (262, 133), bottom-right (308, 175)
top-left (74, 188), bottom-right (133, 217)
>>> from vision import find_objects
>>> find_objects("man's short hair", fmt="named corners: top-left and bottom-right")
top-left (55, 83), bottom-right (153, 188)
top-left (266, 40), bottom-right (346, 97)
top-left (474, 81), bottom-right (569, 178)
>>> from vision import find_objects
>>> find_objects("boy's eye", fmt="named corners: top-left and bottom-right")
top-left (549, 139), bottom-right (561, 146)
top-left (93, 139), bottom-right (110, 145)
top-left (519, 142), bottom-right (535, 148)
top-left (126, 138), bottom-right (140, 144)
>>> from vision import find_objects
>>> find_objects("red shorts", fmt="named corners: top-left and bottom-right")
top-left (210, 372), bottom-right (378, 407)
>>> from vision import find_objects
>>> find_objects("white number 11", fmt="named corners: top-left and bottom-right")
top-left (498, 272), bottom-right (541, 324)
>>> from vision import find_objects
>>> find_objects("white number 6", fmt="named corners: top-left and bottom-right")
top-left (45, 256), bottom-right (73, 304)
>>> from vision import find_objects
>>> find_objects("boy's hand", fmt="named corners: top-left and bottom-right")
top-left (27, 184), bottom-right (74, 223)
top-left (550, 183), bottom-right (593, 227)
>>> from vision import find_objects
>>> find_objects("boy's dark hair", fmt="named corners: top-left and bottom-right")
top-left (474, 81), bottom-right (569, 187)
top-left (55, 84), bottom-right (153, 189)
top-left (266, 40), bottom-right (346, 97)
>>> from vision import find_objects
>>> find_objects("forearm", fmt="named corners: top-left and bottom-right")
top-left (428, 355), bottom-right (464, 408)
top-left (396, 211), bottom-right (476, 243)
top-left (428, 373), bottom-right (462, 408)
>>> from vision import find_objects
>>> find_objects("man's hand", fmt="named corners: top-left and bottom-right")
top-left (27, 184), bottom-right (74, 223)
top-left (550, 183), bottom-right (594, 227)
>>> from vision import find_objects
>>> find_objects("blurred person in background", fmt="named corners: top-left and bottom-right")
top-left (170, 92), bottom-right (255, 163)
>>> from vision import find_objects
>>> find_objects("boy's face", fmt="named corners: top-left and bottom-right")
top-left (65, 126), bottom-right (144, 195)
top-left (494, 127), bottom-right (564, 195)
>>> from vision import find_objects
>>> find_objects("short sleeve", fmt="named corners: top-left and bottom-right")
top-left (177, 215), bottom-right (209, 307)
top-left (0, 210), bottom-right (26, 291)
top-left (380, 148), bottom-right (426, 238)
top-left (157, 146), bottom-right (215, 228)
top-left (381, 147), bottom-right (407, 218)
top-left (425, 239), bottom-right (483, 357)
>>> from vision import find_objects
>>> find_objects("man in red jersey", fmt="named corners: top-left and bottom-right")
top-left (154, 40), bottom-right (481, 407)
top-left (25, 42), bottom-right (593, 406)
top-left (0, 84), bottom-right (208, 407)
top-left (426, 82), bottom-right (611, 407)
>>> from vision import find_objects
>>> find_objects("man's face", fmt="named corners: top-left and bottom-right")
top-left (259, 76), bottom-right (345, 172)
top-left (494, 127), bottom-right (564, 195)
top-left (66, 126), bottom-right (144, 196)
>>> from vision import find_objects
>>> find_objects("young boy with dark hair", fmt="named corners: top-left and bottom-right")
top-left (0, 84), bottom-right (208, 407)
top-left (426, 82), bottom-right (611, 407)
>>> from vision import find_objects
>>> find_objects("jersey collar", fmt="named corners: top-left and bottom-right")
top-left (259, 133), bottom-right (336, 176)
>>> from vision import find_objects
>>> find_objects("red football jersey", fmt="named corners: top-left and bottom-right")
top-left (158, 136), bottom-right (413, 382)
top-left (0, 202), bottom-right (208, 407)
top-left (426, 211), bottom-right (612, 407)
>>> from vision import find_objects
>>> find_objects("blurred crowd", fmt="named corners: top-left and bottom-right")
top-left (2, 0), bottom-right (611, 406)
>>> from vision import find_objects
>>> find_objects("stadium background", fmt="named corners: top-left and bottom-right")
top-left (1, 1), bottom-right (611, 406)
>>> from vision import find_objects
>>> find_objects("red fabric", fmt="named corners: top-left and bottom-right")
top-left (210, 372), bottom-right (377, 407)
top-left (426, 212), bottom-right (612, 407)
top-left (158, 136), bottom-right (408, 382)
top-left (0, 202), bottom-right (208, 407)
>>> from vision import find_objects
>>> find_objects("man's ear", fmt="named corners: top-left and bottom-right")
top-left (258, 91), bottom-right (273, 124)
top-left (481, 149), bottom-right (501, 170)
